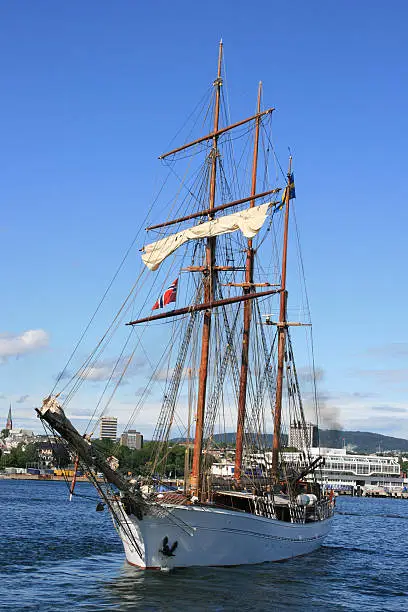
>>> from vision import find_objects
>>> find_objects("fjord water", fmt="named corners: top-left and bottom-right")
top-left (0, 480), bottom-right (407, 611)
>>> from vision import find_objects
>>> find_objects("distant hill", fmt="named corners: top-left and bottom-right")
top-left (172, 433), bottom-right (283, 447)
top-left (211, 432), bottom-right (279, 446)
top-left (172, 429), bottom-right (408, 454)
top-left (318, 429), bottom-right (408, 453)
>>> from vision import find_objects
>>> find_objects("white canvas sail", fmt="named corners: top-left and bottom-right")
top-left (142, 202), bottom-right (270, 271)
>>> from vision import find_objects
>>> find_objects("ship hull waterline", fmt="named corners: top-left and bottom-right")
top-left (114, 503), bottom-right (333, 569)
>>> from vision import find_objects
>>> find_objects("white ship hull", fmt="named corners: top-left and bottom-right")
top-left (115, 504), bottom-right (332, 569)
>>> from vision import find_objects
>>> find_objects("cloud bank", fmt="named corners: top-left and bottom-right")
top-left (16, 394), bottom-right (30, 404)
top-left (0, 329), bottom-right (49, 362)
top-left (79, 356), bottom-right (146, 382)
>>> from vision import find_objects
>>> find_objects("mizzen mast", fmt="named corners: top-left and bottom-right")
top-left (271, 157), bottom-right (292, 481)
top-left (190, 40), bottom-right (223, 498)
top-left (234, 82), bottom-right (262, 482)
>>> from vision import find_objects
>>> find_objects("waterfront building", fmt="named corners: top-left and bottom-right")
top-left (212, 447), bottom-right (403, 492)
top-left (120, 430), bottom-right (143, 450)
top-left (36, 441), bottom-right (70, 469)
top-left (310, 448), bottom-right (402, 491)
top-left (37, 443), bottom-right (54, 468)
top-left (281, 448), bottom-right (401, 491)
top-left (99, 416), bottom-right (118, 440)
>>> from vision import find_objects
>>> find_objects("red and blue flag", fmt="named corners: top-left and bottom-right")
top-left (152, 278), bottom-right (178, 310)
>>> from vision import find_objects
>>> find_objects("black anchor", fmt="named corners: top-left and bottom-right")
top-left (160, 536), bottom-right (178, 557)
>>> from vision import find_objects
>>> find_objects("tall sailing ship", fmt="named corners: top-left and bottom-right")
top-left (38, 42), bottom-right (334, 569)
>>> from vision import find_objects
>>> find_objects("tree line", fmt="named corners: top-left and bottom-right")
top-left (0, 438), bottom-right (191, 477)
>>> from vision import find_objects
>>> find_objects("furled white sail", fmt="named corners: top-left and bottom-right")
top-left (142, 202), bottom-right (270, 271)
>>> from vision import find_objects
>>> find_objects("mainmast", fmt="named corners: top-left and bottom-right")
top-left (234, 83), bottom-right (262, 482)
top-left (190, 40), bottom-right (223, 497)
top-left (271, 157), bottom-right (292, 481)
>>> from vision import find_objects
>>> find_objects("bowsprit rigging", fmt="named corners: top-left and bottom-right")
top-left (37, 40), bottom-right (334, 570)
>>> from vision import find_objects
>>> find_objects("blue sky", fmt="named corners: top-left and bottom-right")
top-left (1, 1), bottom-right (407, 440)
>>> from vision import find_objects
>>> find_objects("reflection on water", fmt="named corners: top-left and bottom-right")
top-left (0, 481), bottom-right (407, 611)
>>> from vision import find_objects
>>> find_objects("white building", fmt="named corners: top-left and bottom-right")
top-left (288, 421), bottom-right (319, 450)
top-left (310, 448), bottom-right (402, 491)
top-left (120, 430), bottom-right (143, 450)
top-left (3, 429), bottom-right (36, 452)
top-left (99, 416), bottom-right (118, 440)
top-left (211, 462), bottom-right (235, 477)
top-left (212, 447), bottom-right (404, 492)
top-left (254, 448), bottom-right (402, 491)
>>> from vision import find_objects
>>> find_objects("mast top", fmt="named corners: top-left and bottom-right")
top-left (285, 155), bottom-right (293, 181)
top-left (214, 38), bottom-right (223, 86)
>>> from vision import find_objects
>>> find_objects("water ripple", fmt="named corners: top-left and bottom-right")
top-left (0, 481), bottom-right (407, 611)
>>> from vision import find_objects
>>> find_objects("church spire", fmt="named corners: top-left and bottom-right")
top-left (6, 404), bottom-right (12, 430)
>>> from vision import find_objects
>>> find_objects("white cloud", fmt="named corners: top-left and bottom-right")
top-left (81, 362), bottom-right (119, 382)
top-left (341, 415), bottom-right (408, 439)
top-left (16, 394), bottom-right (30, 404)
top-left (350, 367), bottom-right (408, 385)
top-left (79, 356), bottom-right (146, 382)
top-left (316, 393), bottom-right (408, 438)
top-left (297, 366), bottom-right (325, 384)
top-left (367, 342), bottom-right (408, 358)
top-left (0, 329), bottom-right (49, 362)
top-left (152, 367), bottom-right (198, 382)
top-left (371, 405), bottom-right (407, 414)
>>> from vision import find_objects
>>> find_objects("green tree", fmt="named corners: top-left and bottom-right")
top-left (119, 443), bottom-right (156, 475)
top-left (398, 456), bottom-right (408, 475)
top-left (1, 442), bottom-right (39, 468)
top-left (93, 438), bottom-right (115, 455)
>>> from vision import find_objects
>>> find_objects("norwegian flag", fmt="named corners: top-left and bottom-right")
top-left (152, 278), bottom-right (178, 310)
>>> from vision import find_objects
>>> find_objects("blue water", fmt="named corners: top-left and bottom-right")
top-left (0, 480), bottom-right (407, 611)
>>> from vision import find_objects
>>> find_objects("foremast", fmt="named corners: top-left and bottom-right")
top-left (271, 158), bottom-right (292, 481)
top-left (190, 40), bottom-right (223, 498)
top-left (234, 83), bottom-right (262, 482)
